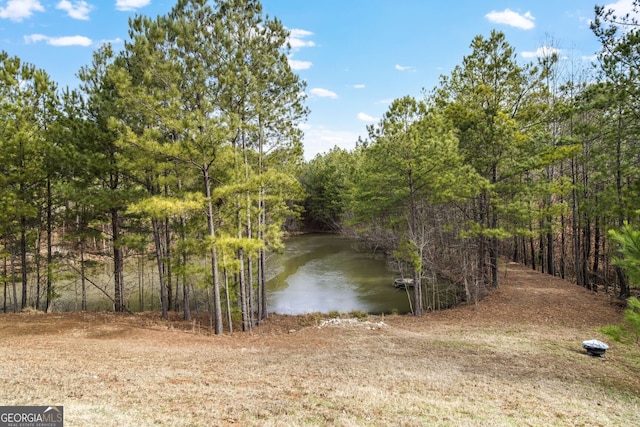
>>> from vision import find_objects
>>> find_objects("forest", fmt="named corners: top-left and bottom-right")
top-left (1, 0), bottom-right (639, 334)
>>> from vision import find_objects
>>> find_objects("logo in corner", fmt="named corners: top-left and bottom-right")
top-left (0, 405), bottom-right (64, 427)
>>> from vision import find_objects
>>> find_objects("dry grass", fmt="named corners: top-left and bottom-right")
top-left (1, 264), bottom-right (639, 426)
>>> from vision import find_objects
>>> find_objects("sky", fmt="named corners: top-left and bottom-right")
top-left (0, 0), bottom-right (635, 160)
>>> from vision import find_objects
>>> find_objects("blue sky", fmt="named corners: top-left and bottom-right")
top-left (0, 0), bottom-right (634, 159)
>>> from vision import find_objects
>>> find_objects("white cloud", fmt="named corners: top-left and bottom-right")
top-left (300, 124), bottom-right (359, 160)
top-left (353, 84), bottom-right (365, 89)
top-left (57, 0), bottom-right (92, 20)
top-left (590, 1), bottom-right (639, 34)
top-left (50, 35), bottom-right (92, 46)
top-left (287, 28), bottom-right (314, 73)
top-left (288, 28), bottom-right (315, 49)
top-left (310, 88), bottom-right (338, 99)
top-left (485, 9), bottom-right (535, 30)
top-left (99, 37), bottom-right (123, 46)
top-left (115, 0), bottom-right (150, 11)
top-left (521, 46), bottom-right (562, 59)
top-left (603, 0), bottom-right (636, 17)
top-left (24, 34), bottom-right (48, 43)
top-left (395, 64), bottom-right (416, 72)
top-left (582, 54), bottom-right (597, 62)
top-left (25, 34), bottom-right (92, 47)
top-left (0, 0), bottom-right (44, 22)
top-left (357, 112), bottom-right (377, 122)
top-left (289, 58), bottom-right (312, 70)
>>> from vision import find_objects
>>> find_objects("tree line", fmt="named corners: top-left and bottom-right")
top-left (300, 4), bottom-right (640, 315)
top-left (1, 0), bottom-right (639, 326)
top-left (0, 0), bottom-right (306, 334)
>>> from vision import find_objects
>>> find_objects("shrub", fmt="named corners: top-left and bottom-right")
top-left (349, 310), bottom-right (368, 320)
top-left (600, 296), bottom-right (640, 346)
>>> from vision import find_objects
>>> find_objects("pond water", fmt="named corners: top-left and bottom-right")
top-left (266, 233), bottom-right (411, 315)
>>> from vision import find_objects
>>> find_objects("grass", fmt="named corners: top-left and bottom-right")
top-left (1, 313), bottom-right (638, 427)
top-left (0, 264), bottom-right (638, 426)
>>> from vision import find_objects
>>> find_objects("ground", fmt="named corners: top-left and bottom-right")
top-left (1, 263), bottom-right (639, 426)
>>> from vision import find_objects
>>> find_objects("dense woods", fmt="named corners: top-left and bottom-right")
top-left (301, 5), bottom-right (640, 314)
top-left (1, 0), bottom-right (306, 334)
top-left (1, 0), bottom-right (639, 329)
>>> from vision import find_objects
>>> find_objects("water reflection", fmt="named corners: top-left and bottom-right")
top-left (266, 233), bottom-right (411, 314)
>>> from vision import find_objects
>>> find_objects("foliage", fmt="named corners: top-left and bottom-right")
top-left (349, 310), bottom-right (368, 320)
top-left (624, 297), bottom-right (640, 344)
top-left (432, 30), bottom-right (558, 287)
top-left (299, 147), bottom-right (353, 231)
top-left (602, 222), bottom-right (640, 346)
top-left (3, 1), bottom-right (640, 328)
top-left (344, 96), bottom-right (484, 314)
top-left (609, 222), bottom-right (640, 288)
top-left (600, 297), bottom-right (640, 346)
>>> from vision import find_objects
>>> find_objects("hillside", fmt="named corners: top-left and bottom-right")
top-left (1, 263), bottom-right (638, 426)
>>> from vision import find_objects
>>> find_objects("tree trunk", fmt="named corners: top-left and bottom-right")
top-left (11, 252), bottom-right (18, 313)
top-left (538, 228), bottom-right (545, 274)
top-left (223, 267), bottom-right (233, 333)
top-left (258, 129), bottom-right (267, 322)
top-left (559, 160), bottom-right (566, 280)
top-left (151, 217), bottom-right (168, 319)
top-left (259, 245), bottom-right (267, 322)
top-left (164, 217), bottom-right (173, 312)
top-left (177, 175), bottom-right (190, 320)
top-left (511, 236), bottom-right (518, 263)
top-left (3, 253), bottom-right (7, 313)
top-left (560, 213), bottom-right (566, 280)
top-left (20, 215), bottom-right (28, 309)
top-left (137, 255), bottom-right (143, 311)
top-left (593, 216), bottom-right (600, 275)
top-left (581, 218), bottom-right (591, 290)
top-left (571, 157), bottom-right (582, 286)
top-left (112, 207), bottom-right (125, 312)
top-left (489, 211), bottom-right (499, 287)
top-left (238, 248), bottom-right (249, 331)
top-left (489, 164), bottom-right (499, 287)
top-left (478, 193), bottom-right (489, 284)
top-left (614, 115), bottom-right (630, 298)
top-left (80, 241), bottom-right (87, 311)
top-left (182, 272), bottom-right (191, 321)
top-left (242, 130), bottom-right (255, 329)
top-left (180, 213), bottom-right (191, 321)
top-left (203, 167), bottom-right (223, 334)
top-left (408, 168), bottom-right (423, 316)
top-left (616, 265), bottom-right (629, 299)
top-left (546, 226), bottom-right (554, 277)
top-left (45, 178), bottom-right (53, 312)
top-left (528, 219), bottom-right (536, 271)
top-left (247, 256), bottom-right (255, 327)
top-left (35, 229), bottom-right (42, 310)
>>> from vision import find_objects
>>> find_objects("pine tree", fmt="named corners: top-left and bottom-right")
top-left (0, 52), bottom-right (58, 310)
top-left (351, 96), bottom-right (480, 314)
top-left (435, 30), bottom-right (550, 288)
top-left (110, 0), bottom-right (306, 331)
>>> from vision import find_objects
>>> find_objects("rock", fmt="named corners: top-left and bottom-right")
top-left (582, 339), bottom-right (609, 357)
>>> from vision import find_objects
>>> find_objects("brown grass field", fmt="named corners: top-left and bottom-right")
top-left (1, 263), bottom-right (639, 426)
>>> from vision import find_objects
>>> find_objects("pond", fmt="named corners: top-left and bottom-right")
top-left (266, 233), bottom-right (411, 315)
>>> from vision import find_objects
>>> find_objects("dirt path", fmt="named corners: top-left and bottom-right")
top-left (0, 264), bottom-right (637, 426)
top-left (428, 262), bottom-right (621, 325)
